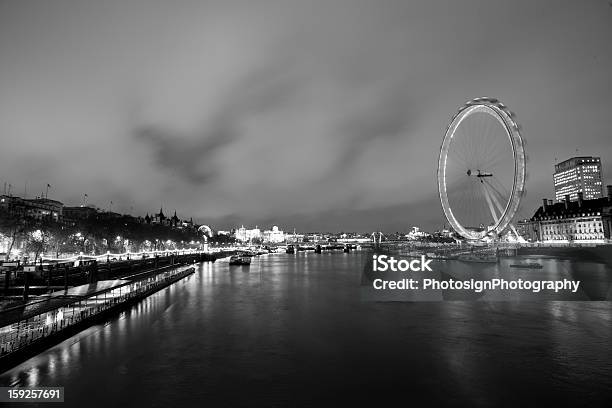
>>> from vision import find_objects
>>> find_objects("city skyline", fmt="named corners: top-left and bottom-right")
top-left (1, 0), bottom-right (611, 232)
top-left (3, 152), bottom-right (610, 235)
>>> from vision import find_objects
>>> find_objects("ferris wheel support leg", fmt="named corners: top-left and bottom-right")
top-left (508, 223), bottom-right (520, 240)
top-left (485, 181), bottom-right (505, 219)
top-left (484, 180), bottom-right (521, 240)
top-left (481, 182), bottom-right (499, 223)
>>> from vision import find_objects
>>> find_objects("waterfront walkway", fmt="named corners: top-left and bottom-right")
top-left (0, 266), bottom-right (195, 360)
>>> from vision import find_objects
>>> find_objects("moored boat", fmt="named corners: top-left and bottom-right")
top-left (457, 253), bottom-right (498, 263)
top-left (509, 262), bottom-right (543, 269)
top-left (229, 255), bottom-right (251, 265)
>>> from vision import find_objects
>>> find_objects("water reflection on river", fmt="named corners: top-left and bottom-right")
top-left (1, 252), bottom-right (611, 407)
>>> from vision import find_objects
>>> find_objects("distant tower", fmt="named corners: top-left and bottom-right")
top-left (553, 156), bottom-right (603, 201)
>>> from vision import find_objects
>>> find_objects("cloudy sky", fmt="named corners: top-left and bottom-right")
top-left (0, 0), bottom-right (611, 232)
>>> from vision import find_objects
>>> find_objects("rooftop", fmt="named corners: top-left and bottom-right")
top-left (532, 196), bottom-right (612, 220)
top-left (555, 156), bottom-right (601, 172)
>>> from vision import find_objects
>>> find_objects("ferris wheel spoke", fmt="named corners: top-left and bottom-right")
top-left (476, 114), bottom-right (492, 169)
top-left (489, 176), bottom-right (512, 205)
top-left (491, 175), bottom-right (510, 196)
top-left (481, 115), bottom-right (493, 163)
top-left (465, 118), bottom-right (475, 161)
top-left (448, 145), bottom-right (471, 168)
top-left (481, 119), bottom-right (509, 171)
top-left (482, 133), bottom-right (509, 165)
top-left (480, 138), bottom-right (512, 172)
top-left (454, 127), bottom-right (471, 166)
top-left (479, 157), bottom-right (507, 178)
top-left (481, 136), bottom-right (503, 168)
top-left (456, 142), bottom-right (474, 166)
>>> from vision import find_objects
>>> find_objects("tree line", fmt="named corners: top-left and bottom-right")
top-left (0, 211), bottom-right (218, 262)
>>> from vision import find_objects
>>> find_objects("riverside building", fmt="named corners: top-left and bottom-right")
top-left (520, 187), bottom-right (612, 243)
top-left (0, 195), bottom-right (63, 221)
top-left (263, 226), bottom-right (285, 243)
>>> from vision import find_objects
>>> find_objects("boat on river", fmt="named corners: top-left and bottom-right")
top-left (229, 255), bottom-right (251, 266)
top-left (457, 253), bottom-right (498, 263)
top-left (509, 262), bottom-right (543, 269)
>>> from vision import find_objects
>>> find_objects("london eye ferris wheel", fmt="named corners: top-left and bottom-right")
top-left (437, 97), bottom-right (526, 240)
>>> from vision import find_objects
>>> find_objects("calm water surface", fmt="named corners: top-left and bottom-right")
top-left (1, 252), bottom-right (611, 407)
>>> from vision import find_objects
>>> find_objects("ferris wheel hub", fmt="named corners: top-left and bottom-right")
top-left (476, 170), bottom-right (492, 178)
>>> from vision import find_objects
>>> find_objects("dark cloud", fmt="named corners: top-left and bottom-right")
top-left (332, 87), bottom-right (425, 174)
top-left (135, 122), bottom-right (235, 184)
top-left (134, 60), bottom-right (305, 184)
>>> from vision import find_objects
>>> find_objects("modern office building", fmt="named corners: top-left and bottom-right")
top-left (553, 156), bottom-right (603, 202)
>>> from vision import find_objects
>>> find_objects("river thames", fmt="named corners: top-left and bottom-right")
top-left (1, 252), bottom-right (611, 406)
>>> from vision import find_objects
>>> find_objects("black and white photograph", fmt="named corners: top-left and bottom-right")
top-left (0, 0), bottom-right (611, 406)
